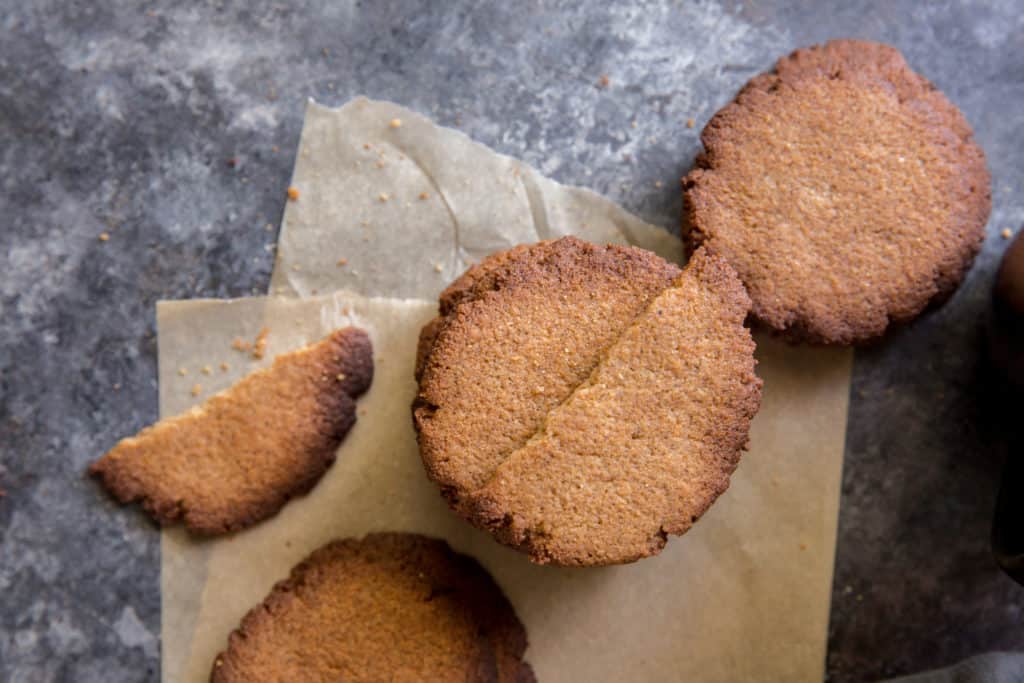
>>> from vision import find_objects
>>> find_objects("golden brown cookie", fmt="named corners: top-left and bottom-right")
top-left (90, 328), bottom-right (373, 534)
top-left (415, 239), bottom-right (761, 566)
top-left (684, 39), bottom-right (991, 344)
top-left (210, 533), bottom-right (534, 683)
top-left (415, 237), bottom-right (681, 511)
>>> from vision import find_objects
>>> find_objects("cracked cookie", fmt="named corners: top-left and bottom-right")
top-left (211, 533), bottom-right (534, 683)
top-left (414, 238), bottom-right (761, 566)
top-left (90, 327), bottom-right (373, 535)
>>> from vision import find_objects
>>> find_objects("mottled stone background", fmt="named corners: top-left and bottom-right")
top-left (2, 1), bottom-right (1022, 681)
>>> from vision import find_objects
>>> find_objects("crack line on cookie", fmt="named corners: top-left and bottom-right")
top-left (464, 275), bottom-right (683, 500)
top-left (417, 242), bottom-right (683, 497)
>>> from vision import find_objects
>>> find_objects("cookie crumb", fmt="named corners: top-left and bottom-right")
top-left (434, 263), bottom-right (444, 273)
top-left (98, 232), bottom-right (110, 242)
top-left (264, 223), bottom-right (273, 232)
top-left (389, 118), bottom-right (402, 128)
top-left (654, 180), bottom-right (663, 188)
top-left (231, 338), bottom-right (253, 353)
top-left (336, 257), bottom-right (348, 267)
top-left (286, 187), bottom-right (300, 201)
top-left (686, 118), bottom-right (695, 129)
top-left (271, 145), bottom-right (280, 153)
top-left (201, 365), bottom-right (212, 375)
top-left (363, 143), bottom-right (371, 150)
top-left (191, 384), bottom-right (202, 397)
top-left (376, 160), bottom-right (386, 169)
top-left (178, 367), bottom-right (188, 377)
top-left (1002, 228), bottom-right (1013, 239)
top-left (630, 120), bottom-right (638, 129)
top-left (252, 327), bottom-right (270, 360)
top-left (220, 362), bottom-right (230, 372)
top-left (336, 373), bottom-right (347, 381)
top-left (799, 542), bottom-right (807, 551)
top-left (419, 192), bottom-right (429, 200)
top-left (598, 74), bottom-right (610, 88)
top-left (378, 192), bottom-right (389, 202)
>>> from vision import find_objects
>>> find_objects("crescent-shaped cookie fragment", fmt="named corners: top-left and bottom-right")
top-left (90, 327), bottom-right (373, 534)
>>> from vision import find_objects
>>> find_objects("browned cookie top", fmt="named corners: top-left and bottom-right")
top-left (684, 39), bottom-right (991, 344)
top-left (415, 237), bottom-right (681, 508)
top-left (90, 327), bottom-right (373, 534)
top-left (211, 533), bottom-right (534, 683)
top-left (415, 238), bottom-right (761, 566)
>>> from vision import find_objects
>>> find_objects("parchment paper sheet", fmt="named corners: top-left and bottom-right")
top-left (160, 99), bottom-right (854, 682)
top-left (270, 99), bottom-right (680, 300)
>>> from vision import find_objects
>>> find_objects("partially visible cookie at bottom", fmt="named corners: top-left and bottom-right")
top-left (211, 533), bottom-right (534, 683)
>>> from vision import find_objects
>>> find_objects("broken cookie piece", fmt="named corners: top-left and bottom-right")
top-left (90, 327), bottom-right (373, 535)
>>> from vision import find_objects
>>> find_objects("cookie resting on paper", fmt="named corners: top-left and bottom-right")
top-left (210, 533), bottom-right (534, 683)
top-left (90, 327), bottom-right (373, 534)
top-left (415, 237), bottom-right (762, 566)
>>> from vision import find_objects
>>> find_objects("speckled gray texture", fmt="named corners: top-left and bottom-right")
top-left (1, 1), bottom-right (1022, 681)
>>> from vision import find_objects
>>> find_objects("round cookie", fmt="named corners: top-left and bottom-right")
top-left (414, 238), bottom-right (761, 566)
top-left (684, 39), bottom-right (991, 344)
top-left (211, 533), bottom-right (534, 682)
